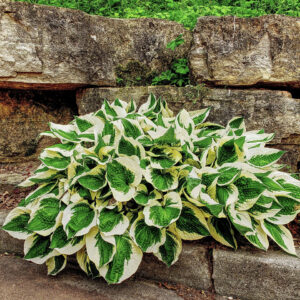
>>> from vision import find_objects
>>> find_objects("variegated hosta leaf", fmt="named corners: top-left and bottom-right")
top-left (21, 166), bottom-right (60, 186)
top-left (216, 137), bottom-right (245, 166)
top-left (99, 233), bottom-right (143, 284)
top-left (98, 207), bottom-right (129, 236)
top-left (235, 174), bottom-right (266, 210)
top-left (207, 217), bottom-right (237, 249)
top-left (190, 107), bottom-right (210, 126)
top-left (77, 165), bottom-right (107, 192)
top-left (154, 230), bottom-right (182, 267)
top-left (245, 221), bottom-right (269, 251)
top-left (46, 143), bottom-right (77, 157)
top-left (116, 135), bottom-right (145, 159)
top-left (144, 192), bottom-right (182, 228)
top-left (216, 184), bottom-right (239, 208)
top-left (199, 191), bottom-right (224, 218)
top-left (77, 248), bottom-right (100, 279)
top-left (106, 156), bottom-right (142, 202)
top-left (134, 184), bottom-right (161, 206)
top-left (149, 146), bottom-right (182, 169)
top-left (86, 227), bottom-right (116, 268)
top-left (62, 201), bottom-right (96, 238)
top-left (227, 204), bottom-right (254, 235)
top-left (130, 212), bottom-right (166, 253)
top-left (175, 109), bottom-right (194, 135)
top-left (171, 201), bottom-right (210, 240)
top-left (261, 220), bottom-right (297, 256)
top-left (144, 166), bottom-right (179, 192)
top-left (276, 178), bottom-right (300, 200)
top-left (22, 182), bottom-right (57, 207)
top-left (24, 234), bottom-right (58, 264)
top-left (227, 116), bottom-right (245, 131)
top-left (217, 167), bottom-right (241, 186)
top-left (27, 197), bottom-right (61, 236)
top-left (265, 195), bottom-right (300, 225)
top-left (46, 255), bottom-right (67, 275)
top-left (247, 148), bottom-right (285, 168)
top-left (40, 150), bottom-right (71, 171)
top-left (2, 207), bottom-right (32, 239)
top-left (50, 225), bottom-right (85, 255)
top-left (121, 118), bottom-right (143, 139)
top-left (49, 123), bottom-right (79, 143)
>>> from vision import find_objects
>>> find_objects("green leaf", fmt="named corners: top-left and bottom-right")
top-left (144, 167), bottom-right (178, 192)
top-left (62, 202), bottom-right (96, 238)
top-left (248, 149), bottom-right (285, 167)
top-left (207, 217), bottom-right (237, 249)
top-left (98, 207), bottom-right (129, 236)
top-left (130, 212), bottom-right (166, 253)
top-left (50, 225), bottom-right (85, 255)
top-left (144, 192), bottom-right (182, 228)
top-left (100, 233), bottom-right (143, 284)
top-left (154, 231), bottom-right (182, 267)
top-left (174, 201), bottom-right (210, 240)
top-left (86, 227), bottom-right (116, 268)
top-left (24, 182), bottom-right (57, 206)
top-left (27, 197), bottom-right (60, 235)
top-left (235, 175), bottom-right (266, 210)
top-left (24, 234), bottom-right (57, 264)
top-left (261, 221), bottom-right (297, 256)
top-left (2, 208), bottom-right (32, 239)
top-left (46, 255), bottom-right (67, 275)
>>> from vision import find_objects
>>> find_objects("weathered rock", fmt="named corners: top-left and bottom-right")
top-left (137, 243), bottom-right (211, 290)
top-left (76, 86), bottom-right (300, 171)
top-left (190, 15), bottom-right (300, 88)
top-left (213, 248), bottom-right (300, 300)
top-left (0, 1), bottom-right (191, 90)
top-left (0, 255), bottom-right (183, 300)
top-left (0, 89), bottom-right (76, 161)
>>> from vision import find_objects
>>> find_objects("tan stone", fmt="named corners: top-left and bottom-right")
top-left (0, 89), bottom-right (75, 161)
top-left (76, 86), bottom-right (300, 171)
top-left (0, 1), bottom-right (191, 90)
top-left (190, 15), bottom-right (300, 88)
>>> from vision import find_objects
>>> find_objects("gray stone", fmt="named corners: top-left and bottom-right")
top-left (76, 86), bottom-right (300, 171)
top-left (213, 248), bottom-right (300, 300)
top-left (0, 1), bottom-right (191, 90)
top-left (0, 255), bottom-right (183, 300)
top-left (136, 243), bottom-right (212, 290)
top-left (190, 15), bottom-right (300, 88)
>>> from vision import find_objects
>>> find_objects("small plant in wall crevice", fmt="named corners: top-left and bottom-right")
top-left (2, 94), bottom-right (300, 284)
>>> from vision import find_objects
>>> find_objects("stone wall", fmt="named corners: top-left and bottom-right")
top-left (0, 1), bottom-right (299, 171)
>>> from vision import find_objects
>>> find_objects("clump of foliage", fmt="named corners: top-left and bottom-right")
top-left (152, 34), bottom-right (190, 87)
top-left (2, 95), bottom-right (300, 284)
top-left (15, 0), bottom-right (300, 29)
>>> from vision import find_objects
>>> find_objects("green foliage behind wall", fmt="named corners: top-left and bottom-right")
top-left (14, 0), bottom-right (300, 29)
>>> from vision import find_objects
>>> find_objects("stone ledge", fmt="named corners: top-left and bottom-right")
top-left (0, 255), bottom-right (183, 300)
top-left (213, 248), bottom-right (300, 300)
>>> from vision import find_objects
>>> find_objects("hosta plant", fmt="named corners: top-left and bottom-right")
top-left (2, 94), bottom-right (299, 283)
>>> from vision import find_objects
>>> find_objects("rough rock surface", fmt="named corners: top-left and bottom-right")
top-left (76, 86), bottom-right (300, 171)
top-left (137, 243), bottom-right (211, 290)
top-left (0, 255), bottom-right (183, 300)
top-left (213, 248), bottom-right (300, 300)
top-left (0, 1), bottom-right (191, 90)
top-left (0, 89), bottom-right (76, 161)
top-left (190, 15), bottom-right (300, 88)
